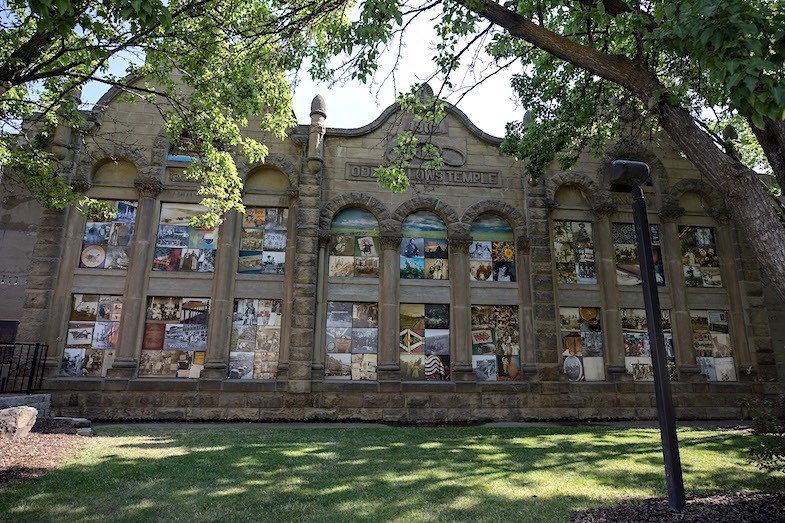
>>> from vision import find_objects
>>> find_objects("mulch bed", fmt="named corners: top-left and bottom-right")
top-left (570, 491), bottom-right (785, 522)
top-left (0, 418), bottom-right (87, 485)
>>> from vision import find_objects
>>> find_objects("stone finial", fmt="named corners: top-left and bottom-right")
top-left (311, 94), bottom-right (326, 118)
top-left (70, 177), bottom-right (91, 194)
top-left (307, 97), bottom-right (326, 174)
top-left (134, 178), bottom-right (164, 198)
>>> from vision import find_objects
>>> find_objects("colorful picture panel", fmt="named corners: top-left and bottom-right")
top-left (227, 299), bottom-right (283, 379)
top-left (471, 305), bottom-right (521, 380)
top-left (552, 220), bottom-right (597, 284)
top-left (238, 207), bottom-right (288, 274)
top-left (690, 310), bottom-right (736, 381)
top-left (329, 208), bottom-right (379, 278)
top-left (325, 301), bottom-right (379, 380)
top-left (153, 203), bottom-right (217, 272)
top-left (621, 308), bottom-right (676, 381)
top-left (79, 201), bottom-right (137, 270)
top-left (613, 223), bottom-right (665, 286)
top-left (559, 307), bottom-right (604, 381)
top-left (63, 294), bottom-right (123, 377)
top-left (400, 303), bottom-right (450, 380)
top-left (680, 227), bottom-right (721, 287)
top-left (401, 211), bottom-right (448, 279)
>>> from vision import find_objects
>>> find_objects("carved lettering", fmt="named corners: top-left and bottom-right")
top-left (346, 163), bottom-right (502, 188)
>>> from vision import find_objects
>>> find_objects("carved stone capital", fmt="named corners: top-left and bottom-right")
top-left (317, 229), bottom-right (332, 248)
top-left (591, 201), bottom-right (618, 216)
top-left (712, 207), bottom-right (733, 224)
top-left (544, 198), bottom-right (558, 211)
top-left (287, 187), bottom-right (300, 200)
top-left (659, 205), bottom-right (685, 222)
top-left (448, 236), bottom-right (474, 253)
top-left (516, 235), bottom-right (531, 254)
top-left (70, 177), bottom-right (91, 194)
top-left (379, 232), bottom-right (403, 250)
top-left (134, 178), bottom-right (164, 199)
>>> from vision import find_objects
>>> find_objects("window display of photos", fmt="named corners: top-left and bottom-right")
top-left (552, 220), bottom-right (597, 284)
top-left (690, 310), bottom-right (736, 381)
top-left (400, 211), bottom-right (448, 280)
top-left (469, 214), bottom-right (516, 282)
top-left (621, 308), bottom-right (677, 381)
top-left (613, 223), bottom-right (665, 286)
top-left (228, 299), bottom-right (282, 379)
top-left (559, 307), bottom-right (604, 381)
top-left (471, 305), bottom-right (521, 381)
top-left (329, 208), bottom-right (380, 278)
top-left (62, 294), bottom-right (123, 377)
top-left (79, 201), bottom-right (137, 270)
top-left (153, 203), bottom-right (217, 272)
top-left (680, 227), bottom-right (722, 287)
top-left (238, 207), bottom-right (288, 274)
top-left (399, 303), bottom-right (450, 380)
top-left (140, 296), bottom-right (210, 378)
top-left (325, 302), bottom-right (379, 380)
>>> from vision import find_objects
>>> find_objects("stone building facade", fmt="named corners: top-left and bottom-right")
top-left (2, 81), bottom-right (784, 422)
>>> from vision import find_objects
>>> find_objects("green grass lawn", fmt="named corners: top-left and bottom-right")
top-left (0, 425), bottom-right (781, 522)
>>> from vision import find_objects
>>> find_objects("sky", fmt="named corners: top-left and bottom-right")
top-left (81, 18), bottom-right (524, 139)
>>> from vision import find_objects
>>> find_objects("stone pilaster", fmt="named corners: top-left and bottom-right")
top-left (107, 179), bottom-right (162, 379)
top-left (201, 210), bottom-right (239, 379)
top-left (311, 230), bottom-right (331, 381)
top-left (659, 206), bottom-right (699, 380)
top-left (448, 232), bottom-right (474, 381)
top-left (377, 232), bottom-right (402, 380)
top-left (591, 204), bottom-right (626, 380)
top-left (713, 208), bottom-right (754, 378)
top-left (516, 235), bottom-right (537, 378)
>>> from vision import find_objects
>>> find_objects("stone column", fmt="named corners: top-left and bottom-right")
top-left (278, 187), bottom-right (300, 380)
top-left (591, 205), bottom-right (625, 379)
top-left (516, 235), bottom-right (537, 378)
top-left (659, 206), bottom-right (699, 379)
top-left (377, 230), bottom-right (402, 380)
top-left (201, 209), bottom-right (240, 379)
top-left (448, 225), bottom-right (474, 381)
top-left (107, 179), bottom-right (162, 379)
top-left (310, 230), bottom-right (330, 381)
top-left (714, 208), bottom-right (753, 373)
top-left (41, 188), bottom-right (88, 375)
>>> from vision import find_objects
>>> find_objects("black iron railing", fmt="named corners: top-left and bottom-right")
top-left (0, 343), bottom-right (48, 394)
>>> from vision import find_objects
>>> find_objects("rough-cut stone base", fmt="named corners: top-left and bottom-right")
top-left (43, 378), bottom-right (784, 422)
top-left (0, 406), bottom-right (38, 439)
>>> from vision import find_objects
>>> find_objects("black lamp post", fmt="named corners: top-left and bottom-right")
top-left (610, 159), bottom-right (687, 512)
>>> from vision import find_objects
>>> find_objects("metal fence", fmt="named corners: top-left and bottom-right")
top-left (0, 343), bottom-right (48, 394)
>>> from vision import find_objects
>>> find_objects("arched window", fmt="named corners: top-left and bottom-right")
top-left (469, 214), bottom-right (515, 282)
top-left (329, 208), bottom-right (379, 278)
top-left (400, 211), bottom-right (448, 280)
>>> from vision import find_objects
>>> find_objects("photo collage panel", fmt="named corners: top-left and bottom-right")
top-left (325, 301), bottom-right (379, 380)
top-left (469, 213), bottom-right (516, 282)
top-left (328, 208), bottom-right (380, 278)
top-left (471, 305), bottom-right (521, 381)
top-left (690, 310), bottom-right (736, 381)
top-left (680, 227), bottom-right (722, 287)
top-left (153, 203), bottom-right (218, 272)
top-left (552, 220), bottom-right (597, 284)
top-left (237, 207), bottom-right (288, 274)
top-left (62, 294), bottom-right (123, 377)
top-left (228, 299), bottom-right (283, 379)
top-left (79, 201), bottom-right (137, 270)
top-left (140, 296), bottom-right (210, 378)
top-left (400, 211), bottom-right (448, 280)
top-left (613, 223), bottom-right (665, 287)
top-left (399, 303), bottom-right (450, 380)
top-left (621, 308), bottom-right (677, 381)
top-left (559, 307), bottom-right (604, 381)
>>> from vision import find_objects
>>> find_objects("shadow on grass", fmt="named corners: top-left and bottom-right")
top-left (0, 426), bottom-right (780, 523)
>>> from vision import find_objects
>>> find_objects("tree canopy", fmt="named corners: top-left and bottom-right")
top-left (3, 0), bottom-right (785, 300)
